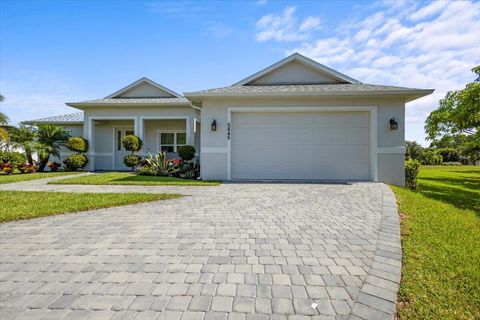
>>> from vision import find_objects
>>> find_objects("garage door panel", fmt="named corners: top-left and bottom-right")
top-left (231, 111), bottom-right (371, 180)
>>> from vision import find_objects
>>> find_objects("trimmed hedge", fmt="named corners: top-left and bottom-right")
top-left (124, 154), bottom-right (141, 170)
top-left (66, 137), bottom-right (89, 153)
top-left (122, 135), bottom-right (143, 152)
top-left (178, 145), bottom-right (196, 161)
top-left (405, 159), bottom-right (421, 190)
top-left (63, 154), bottom-right (88, 171)
top-left (0, 150), bottom-right (26, 168)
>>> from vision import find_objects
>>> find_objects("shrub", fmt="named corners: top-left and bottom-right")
top-left (19, 163), bottom-right (37, 173)
top-left (405, 159), bottom-right (421, 190)
top-left (437, 148), bottom-right (460, 163)
top-left (138, 151), bottom-right (179, 176)
top-left (124, 154), bottom-right (141, 170)
top-left (178, 145), bottom-right (196, 161)
top-left (0, 150), bottom-right (26, 169)
top-left (1, 163), bottom-right (13, 174)
top-left (135, 165), bottom-right (157, 176)
top-left (48, 161), bottom-right (61, 172)
top-left (122, 135), bottom-right (143, 152)
top-left (420, 149), bottom-right (443, 165)
top-left (66, 137), bottom-right (89, 153)
top-left (63, 154), bottom-right (88, 171)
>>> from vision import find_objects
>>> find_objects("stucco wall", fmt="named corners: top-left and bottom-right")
top-left (199, 96), bottom-right (406, 186)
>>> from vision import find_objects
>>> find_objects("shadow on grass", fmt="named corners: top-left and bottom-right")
top-left (417, 182), bottom-right (480, 213)
top-left (420, 176), bottom-right (480, 191)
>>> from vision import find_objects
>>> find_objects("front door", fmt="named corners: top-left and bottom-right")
top-left (114, 127), bottom-right (134, 170)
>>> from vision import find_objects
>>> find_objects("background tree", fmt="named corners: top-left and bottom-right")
top-left (405, 140), bottom-right (424, 161)
top-left (0, 111), bottom-right (9, 148)
top-left (35, 124), bottom-right (69, 171)
top-left (9, 125), bottom-right (37, 164)
top-left (425, 66), bottom-right (480, 163)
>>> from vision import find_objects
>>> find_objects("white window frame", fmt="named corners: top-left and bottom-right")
top-left (157, 130), bottom-right (187, 153)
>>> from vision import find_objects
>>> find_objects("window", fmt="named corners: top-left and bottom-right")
top-left (159, 132), bottom-right (186, 152)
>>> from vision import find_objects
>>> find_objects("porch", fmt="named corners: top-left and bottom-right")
top-left (84, 116), bottom-right (199, 171)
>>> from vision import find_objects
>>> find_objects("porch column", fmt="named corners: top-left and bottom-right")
top-left (84, 116), bottom-right (95, 171)
top-left (186, 117), bottom-right (195, 146)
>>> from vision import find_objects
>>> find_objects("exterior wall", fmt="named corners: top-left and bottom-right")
top-left (251, 61), bottom-right (338, 85)
top-left (49, 124), bottom-right (84, 167)
top-left (82, 107), bottom-right (196, 170)
top-left (200, 96), bottom-right (406, 186)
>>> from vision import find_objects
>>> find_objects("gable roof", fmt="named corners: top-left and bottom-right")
top-left (22, 112), bottom-right (84, 125)
top-left (105, 77), bottom-right (182, 99)
top-left (233, 53), bottom-right (361, 86)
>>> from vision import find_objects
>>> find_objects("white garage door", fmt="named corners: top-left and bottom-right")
top-left (231, 111), bottom-right (371, 180)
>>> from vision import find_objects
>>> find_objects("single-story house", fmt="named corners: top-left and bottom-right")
top-left (23, 53), bottom-right (433, 186)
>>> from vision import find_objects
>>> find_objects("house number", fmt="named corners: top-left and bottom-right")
top-left (227, 122), bottom-right (231, 140)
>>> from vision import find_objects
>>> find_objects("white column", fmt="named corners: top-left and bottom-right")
top-left (85, 117), bottom-right (95, 171)
top-left (186, 117), bottom-right (194, 146)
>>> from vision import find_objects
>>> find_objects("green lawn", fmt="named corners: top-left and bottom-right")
top-left (49, 172), bottom-right (221, 186)
top-left (392, 166), bottom-right (480, 320)
top-left (0, 191), bottom-right (181, 223)
top-left (0, 171), bottom-right (81, 184)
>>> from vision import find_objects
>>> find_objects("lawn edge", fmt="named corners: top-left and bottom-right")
top-left (348, 184), bottom-right (402, 320)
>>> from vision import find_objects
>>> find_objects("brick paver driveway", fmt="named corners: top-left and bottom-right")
top-left (0, 182), bottom-right (401, 320)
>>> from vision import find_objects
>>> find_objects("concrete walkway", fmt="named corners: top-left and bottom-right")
top-left (0, 177), bottom-right (401, 320)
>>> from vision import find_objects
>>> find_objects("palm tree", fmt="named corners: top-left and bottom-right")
top-left (10, 125), bottom-right (37, 164)
top-left (0, 111), bottom-right (9, 148)
top-left (35, 124), bottom-right (69, 171)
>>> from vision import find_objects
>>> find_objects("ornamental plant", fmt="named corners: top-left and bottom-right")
top-left (47, 161), bottom-right (61, 172)
top-left (64, 154), bottom-right (88, 171)
top-left (122, 135), bottom-right (143, 171)
top-left (178, 145), bottom-right (196, 161)
top-left (66, 137), bottom-right (88, 153)
top-left (405, 159), bottom-right (421, 190)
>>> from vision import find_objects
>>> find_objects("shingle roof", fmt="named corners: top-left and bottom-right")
top-left (22, 112), bottom-right (84, 124)
top-left (185, 83), bottom-right (431, 95)
top-left (67, 97), bottom-right (190, 106)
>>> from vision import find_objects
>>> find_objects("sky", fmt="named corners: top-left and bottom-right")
top-left (1, 0), bottom-right (479, 145)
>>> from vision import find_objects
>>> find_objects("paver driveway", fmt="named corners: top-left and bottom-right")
top-left (0, 182), bottom-right (401, 320)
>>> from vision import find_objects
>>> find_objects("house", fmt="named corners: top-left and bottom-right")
top-left (23, 53), bottom-right (433, 186)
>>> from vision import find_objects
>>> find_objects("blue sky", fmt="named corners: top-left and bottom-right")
top-left (1, 0), bottom-right (479, 145)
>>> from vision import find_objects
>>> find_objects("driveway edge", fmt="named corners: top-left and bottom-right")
top-left (348, 184), bottom-right (402, 320)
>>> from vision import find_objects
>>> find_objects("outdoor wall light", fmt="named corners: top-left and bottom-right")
top-left (211, 119), bottom-right (217, 131)
top-left (389, 118), bottom-right (399, 130)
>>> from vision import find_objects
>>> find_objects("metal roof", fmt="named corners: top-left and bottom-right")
top-left (22, 112), bottom-right (84, 124)
top-left (66, 97), bottom-right (191, 108)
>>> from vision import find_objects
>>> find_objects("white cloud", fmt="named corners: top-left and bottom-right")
top-left (255, 0), bottom-right (268, 6)
top-left (299, 16), bottom-right (322, 32)
top-left (272, 0), bottom-right (480, 144)
top-left (255, 6), bottom-right (321, 42)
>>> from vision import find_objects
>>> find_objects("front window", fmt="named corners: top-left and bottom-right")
top-left (159, 132), bottom-right (186, 152)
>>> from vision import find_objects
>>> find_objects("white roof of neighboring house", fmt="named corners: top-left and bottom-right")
top-left (22, 112), bottom-right (84, 125)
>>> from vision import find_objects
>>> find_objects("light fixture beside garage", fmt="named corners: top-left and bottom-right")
top-left (389, 118), bottom-right (398, 130)
top-left (211, 119), bottom-right (217, 131)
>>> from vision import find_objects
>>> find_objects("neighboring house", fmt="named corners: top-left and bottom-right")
top-left (23, 53), bottom-right (433, 186)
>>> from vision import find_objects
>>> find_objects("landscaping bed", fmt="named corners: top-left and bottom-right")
top-left (0, 191), bottom-right (181, 222)
top-left (393, 166), bottom-right (480, 319)
top-left (49, 172), bottom-right (221, 186)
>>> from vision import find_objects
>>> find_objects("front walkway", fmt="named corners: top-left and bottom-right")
top-left (0, 178), bottom-right (401, 320)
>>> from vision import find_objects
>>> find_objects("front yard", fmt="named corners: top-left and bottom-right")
top-left (0, 191), bottom-right (181, 223)
top-left (392, 166), bottom-right (480, 319)
top-left (0, 171), bottom-right (81, 184)
top-left (49, 172), bottom-right (221, 186)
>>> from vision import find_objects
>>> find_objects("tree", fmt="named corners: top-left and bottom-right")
top-left (405, 140), bottom-right (424, 160)
top-left (9, 125), bottom-right (37, 164)
top-left (35, 124), bottom-right (69, 171)
top-left (425, 66), bottom-right (480, 163)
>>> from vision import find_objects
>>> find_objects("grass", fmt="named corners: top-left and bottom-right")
top-left (0, 171), bottom-right (81, 184)
top-left (392, 165), bottom-right (480, 320)
top-left (0, 191), bottom-right (182, 223)
top-left (49, 172), bottom-right (221, 186)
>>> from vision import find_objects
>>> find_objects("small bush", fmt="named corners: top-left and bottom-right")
top-left (66, 137), bottom-right (89, 153)
top-left (135, 165), bottom-right (157, 176)
top-left (48, 161), bottom-right (61, 172)
top-left (0, 150), bottom-right (26, 169)
top-left (178, 145), bottom-right (196, 161)
top-left (1, 163), bottom-right (13, 174)
top-left (63, 154), bottom-right (88, 171)
top-left (405, 159), bottom-right (421, 190)
top-left (19, 163), bottom-right (37, 173)
top-left (122, 135), bottom-right (143, 152)
top-left (124, 154), bottom-right (141, 170)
